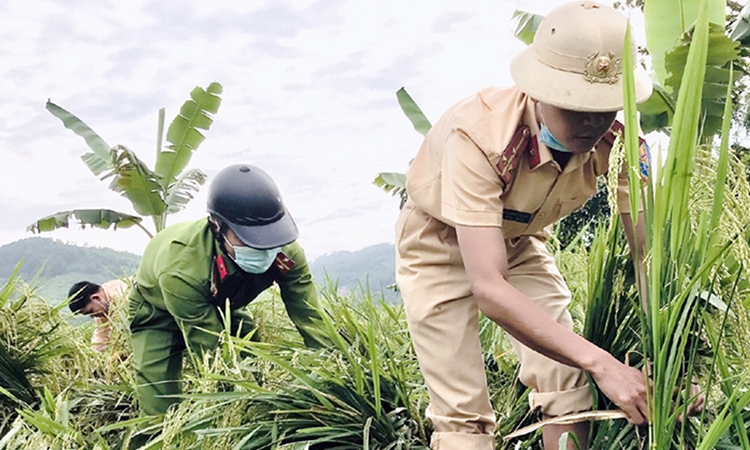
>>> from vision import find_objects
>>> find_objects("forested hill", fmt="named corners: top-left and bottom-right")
top-left (309, 243), bottom-right (398, 302)
top-left (0, 238), bottom-right (398, 305)
top-left (0, 237), bottom-right (140, 304)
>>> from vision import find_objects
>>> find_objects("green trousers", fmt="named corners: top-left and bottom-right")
top-left (130, 303), bottom-right (257, 416)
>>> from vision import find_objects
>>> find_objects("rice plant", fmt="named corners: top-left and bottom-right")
top-left (117, 280), bottom-right (544, 450)
top-left (574, 4), bottom-right (750, 448)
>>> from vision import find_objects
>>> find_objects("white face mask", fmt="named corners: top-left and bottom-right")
top-left (224, 237), bottom-right (280, 274)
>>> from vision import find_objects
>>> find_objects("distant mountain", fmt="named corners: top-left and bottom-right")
top-left (309, 243), bottom-right (399, 303)
top-left (0, 238), bottom-right (399, 305)
top-left (0, 237), bottom-right (140, 305)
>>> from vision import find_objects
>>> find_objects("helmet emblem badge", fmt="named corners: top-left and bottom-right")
top-left (584, 52), bottom-right (621, 84)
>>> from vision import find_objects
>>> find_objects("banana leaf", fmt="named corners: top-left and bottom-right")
top-left (644, 0), bottom-right (725, 89)
top-left (26, 208), bottom-right (144, 234)
top-left (155, 82), bottom-right (223, 190)
top-left (729, 0), bottom-right (750, 43)
top-left (373, 172), bottom-right (406, 197)
top-left (511, 10), bottom-right (543, 46)
top-left (396, 87), bottom-right (431, 136)
top-left (46, 101), bottom-right (113, 176)
top-left (164, 168), bottom-right (207, 214)
top-left (107, 145), bottom-right (167, 218)
top-left (639, 23), bottom-right (739, 137)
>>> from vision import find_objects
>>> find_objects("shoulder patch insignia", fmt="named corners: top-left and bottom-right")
top-left (496, 125), bottom-right (530, 184)
top-left (274, 252), bottom-right (295, 275)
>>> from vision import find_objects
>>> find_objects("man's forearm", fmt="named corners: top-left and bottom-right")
top-left (473, 278), bottom-right (610, 373)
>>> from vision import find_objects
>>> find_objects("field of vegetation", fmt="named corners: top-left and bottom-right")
top-left (3, 1), bottom-right (750, 449)
top-left (2, 165), bottom-right (750, 449)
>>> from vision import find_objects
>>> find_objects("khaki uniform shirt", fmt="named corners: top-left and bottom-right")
top-left (91, 278), bottom-right (130, 352)
top-left (406, 86), bottom-right (635, 237)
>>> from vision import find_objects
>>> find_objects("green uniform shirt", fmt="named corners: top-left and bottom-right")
top-left (129, 218), bottom-right (324, 356)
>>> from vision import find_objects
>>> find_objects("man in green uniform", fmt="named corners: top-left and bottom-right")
top-left (128, 164), bottom-right (324, 419)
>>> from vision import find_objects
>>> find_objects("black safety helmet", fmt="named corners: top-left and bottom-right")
top-left (207, 164), bottom-right (299, 249)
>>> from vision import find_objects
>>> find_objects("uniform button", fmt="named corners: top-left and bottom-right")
top-left (538, 212), bottom-right (546, 219)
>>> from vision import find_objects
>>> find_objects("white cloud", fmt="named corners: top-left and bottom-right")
top-left (0, 0), bottom-right (647, 260)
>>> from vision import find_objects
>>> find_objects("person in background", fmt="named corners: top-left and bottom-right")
top-left (68, 279), bottom-right (130, 352)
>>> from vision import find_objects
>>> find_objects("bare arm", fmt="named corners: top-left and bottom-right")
top-left (456, 224), bottom-right (649, 423)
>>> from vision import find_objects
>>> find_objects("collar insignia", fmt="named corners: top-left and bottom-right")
top-left (273, 252), bottom-right (295, 275)
top-left (216, 254), bottom-right (228, 280)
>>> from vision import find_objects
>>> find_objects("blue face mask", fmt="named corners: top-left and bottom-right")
top-left (539, 124), bottom-right (572, 153)
top-left (225, 238), bottom-right (280, 274)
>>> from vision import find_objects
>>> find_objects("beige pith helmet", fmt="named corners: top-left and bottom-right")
top-left (510, 1), bottom-right (653, 112)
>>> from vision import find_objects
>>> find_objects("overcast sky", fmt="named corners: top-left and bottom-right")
top-left (0, 0), bottom-right (646, 260)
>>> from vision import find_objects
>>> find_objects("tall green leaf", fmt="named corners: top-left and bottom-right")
top-left (622, 22), bottom-right (642, 223)
top-left (0, 342), bottom-right (38, 409)
top-left (155, 82), bottom-right (223, 190)
top-left (644, 2), bottom-right (719, 448)
top-left (708, 65), bottom-right (733, 236)
top-left (660, 1), bottom-right (709, 256)
top-left (46, 101), bottom-right (113, 176)
top-left (396, 87), bottom-right (431, 136)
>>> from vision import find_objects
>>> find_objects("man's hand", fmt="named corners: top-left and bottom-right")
top-left (677, 380), bottom-right (705, 421)
top-left (589, 355), bottom-right (650, 425)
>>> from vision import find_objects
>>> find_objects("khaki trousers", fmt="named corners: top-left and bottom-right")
top-left (396, 201), bottom-right (592, 450)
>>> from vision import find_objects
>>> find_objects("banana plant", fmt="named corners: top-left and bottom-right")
top-left (373, 87), bottom-right (431, 205)
top-left (27, 82), bottom-right (223, 238)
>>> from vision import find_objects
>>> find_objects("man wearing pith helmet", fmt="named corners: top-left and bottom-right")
top-left (128, 164), bottom-right (325, 422)
top-left (396, 2), bottom-right (652, 448)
